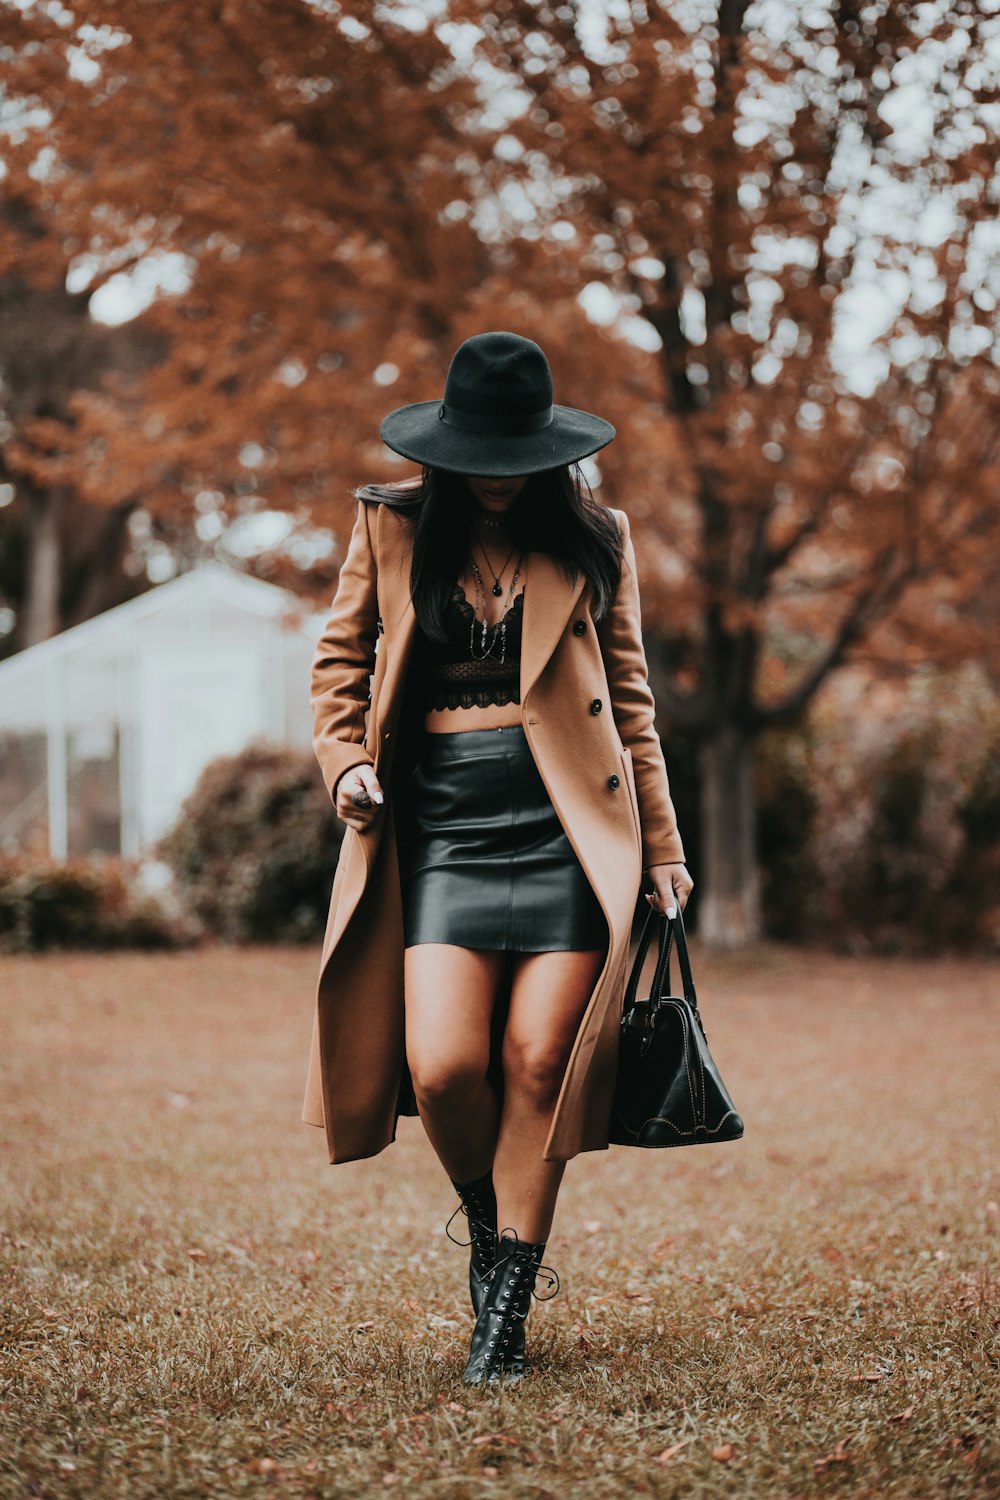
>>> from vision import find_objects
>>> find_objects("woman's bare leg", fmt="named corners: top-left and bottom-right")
top-left (404, 943), bottom-right (507, 1184)
top-left (492, 948), bottom-right (606, 1244)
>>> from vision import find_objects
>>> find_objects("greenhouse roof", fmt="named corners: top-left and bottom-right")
top-left (0, 561), bottom-right (324, 684)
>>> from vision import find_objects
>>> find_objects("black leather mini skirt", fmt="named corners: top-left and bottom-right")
top-left (396, 724), bottom-right (606, 953)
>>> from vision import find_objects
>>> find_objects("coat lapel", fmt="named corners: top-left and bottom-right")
top-left (379, 508), bottom-right (588, 711)
top-left (519, 550), bottom-right (589, 705)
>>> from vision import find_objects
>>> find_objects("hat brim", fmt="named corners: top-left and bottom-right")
top-left (379, 400), bottom-right (616, 477)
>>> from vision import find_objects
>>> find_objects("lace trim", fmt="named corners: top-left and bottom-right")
top-left (427, 684), bottom-right (522, 711)
top-left (450, 584), bottom-right (524, 628)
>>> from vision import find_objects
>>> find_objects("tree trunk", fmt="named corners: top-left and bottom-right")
top-left (697, 724), bottom-right (762, 948)
top-left (21, 482), bottom-right (62, 648)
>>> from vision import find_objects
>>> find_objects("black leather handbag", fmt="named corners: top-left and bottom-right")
top-left (609, 902), bottom-right (745, 1148)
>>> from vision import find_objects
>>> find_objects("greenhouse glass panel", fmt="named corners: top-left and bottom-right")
top-left (0, 669), bottom-right (49, 855)
top-left (64, 636), bottom-right (122, 857)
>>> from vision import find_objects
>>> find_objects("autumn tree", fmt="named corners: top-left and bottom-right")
top-left (0, 0), bottom-right (508, 647)
top-left (452, 0), bottom-right (1000, 944)
top-left (2, 0), bottom-right (997, 948)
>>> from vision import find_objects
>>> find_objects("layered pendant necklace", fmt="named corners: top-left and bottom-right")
top-left (467, 531), bottom-right (525, 664)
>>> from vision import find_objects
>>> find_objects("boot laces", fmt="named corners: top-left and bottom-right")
top-left (491, 1226), bottom-right (560, 1302)
top-left (445, 1200), bottom-right (496, 1259)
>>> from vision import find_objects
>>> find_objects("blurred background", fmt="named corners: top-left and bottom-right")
top-left (1, 0), bottom-right (998, 955)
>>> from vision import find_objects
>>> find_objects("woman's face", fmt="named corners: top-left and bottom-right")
top-left (462, 473), bottom-right (529, 518)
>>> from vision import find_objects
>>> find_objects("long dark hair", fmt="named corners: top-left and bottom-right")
top-left (357, 465), bottom-right (624, 645)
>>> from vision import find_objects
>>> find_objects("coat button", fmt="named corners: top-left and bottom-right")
top-left (376, 617), bottom-right (385, 634)
top-left (573, 619), bottom-right (586, 636)
top-left (608, 773), bottom-right (620, 790)
top-left (590, 698), bottom-right (602, 715)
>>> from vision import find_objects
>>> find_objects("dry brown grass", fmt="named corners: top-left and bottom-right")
top-left (1, 941), bottom-right (997, 1499)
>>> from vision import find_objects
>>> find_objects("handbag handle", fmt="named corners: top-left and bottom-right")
top-left (627, 902), bottom-right (699, 1015)
top-left (623, 901), bottom-right (673, 1011)
top-left (661, 901), bottom-right (698, 1012)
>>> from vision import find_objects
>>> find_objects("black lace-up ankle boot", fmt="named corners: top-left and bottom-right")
top-left (447, 1172), bottom-right (499, 1317)
top-left (462, 1229), bottom-right (560, 1386)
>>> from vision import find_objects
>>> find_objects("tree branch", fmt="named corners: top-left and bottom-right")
top-left (753, 548), bottom-right (918, 727)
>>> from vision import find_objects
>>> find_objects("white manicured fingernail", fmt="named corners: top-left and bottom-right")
top-left (666, 906), bottom-right (677, 918)
top-left (373, 791), bottom-right (383, 804)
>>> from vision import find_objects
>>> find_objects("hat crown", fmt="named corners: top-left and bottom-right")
top-left (377, 326), bottom-right (615, 477)
top-left (444, 332), bottom-right (553, 418)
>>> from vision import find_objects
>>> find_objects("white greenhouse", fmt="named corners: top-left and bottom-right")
top-left (0, 562), bottom-right (332, 860)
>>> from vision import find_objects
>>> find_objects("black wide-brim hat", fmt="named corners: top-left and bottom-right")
top-left (379, 330), bottom-right (616, 477)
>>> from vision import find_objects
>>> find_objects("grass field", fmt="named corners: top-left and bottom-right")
top-left (1, 940), bottom-right (997, 1499)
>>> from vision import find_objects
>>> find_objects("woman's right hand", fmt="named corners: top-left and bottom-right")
top-left (334, 764), bottom-right (385, 832)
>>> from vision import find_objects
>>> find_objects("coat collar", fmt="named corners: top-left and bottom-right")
top-left (378, 502), bottom-right (588, 708)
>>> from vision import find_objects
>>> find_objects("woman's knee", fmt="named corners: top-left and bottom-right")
top-left (502, 1034), bottom-right (569, 1108)
top-left (408, 1052), bottom-right (489, 1112)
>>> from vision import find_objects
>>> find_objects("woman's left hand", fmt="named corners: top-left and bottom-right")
top-left (644, 862), bottom-right (694, 917)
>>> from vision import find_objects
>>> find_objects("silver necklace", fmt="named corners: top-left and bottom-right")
top-left (468, 554), bottom-right (524, 663)
top-left (476, 534), bottom-right (517, 596)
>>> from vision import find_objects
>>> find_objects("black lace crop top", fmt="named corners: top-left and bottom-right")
top-left (411, 585), bottom-right (525, 711)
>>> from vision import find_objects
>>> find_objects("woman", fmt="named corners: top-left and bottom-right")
top-left (303, 330), bottom-right (692, 1386)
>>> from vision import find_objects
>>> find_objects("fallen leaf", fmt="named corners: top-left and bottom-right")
top-left (943, 1433), bottom-right (983, 1467)
top-left (657, 1437), bottom-right (695, 1463)
top-left (814, 1437), bottom-right (852, 1470)
top-left (483, 1466), bottom-right (499, 1477)
top-left (187, 1249), bottom-right (207, 1261)
top-left (712, 1443), bottom-right (734, 1462)
top-left (889, 1404), bottom-right (916, 1423)
top-left (583, 1220), bottom-right (603, 1234)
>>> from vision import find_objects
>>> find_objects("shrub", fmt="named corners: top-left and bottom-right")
top-left (0, 854), bottom-right (195, 953)
top-left (156, 740), bottom-right (344, 943)
top-left (755, 662), bottom-right (1000, 954)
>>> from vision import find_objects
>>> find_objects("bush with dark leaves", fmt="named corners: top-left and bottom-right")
top-left (156, 741), bottom-right (345, 943)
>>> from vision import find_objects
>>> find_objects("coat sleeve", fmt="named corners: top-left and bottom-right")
top-left (310, 499), bottom-right (379, 804)
top-left (596, 507), bottom-right (686, 870)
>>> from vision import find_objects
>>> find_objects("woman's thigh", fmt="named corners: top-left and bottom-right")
top-left (502, 949), bottom-right (606, 1087)
top-left (404, 943), bottom-right (510, 1083)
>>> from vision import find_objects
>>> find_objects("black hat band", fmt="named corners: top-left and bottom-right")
top-left (438, 402), bottom-right (554, 435)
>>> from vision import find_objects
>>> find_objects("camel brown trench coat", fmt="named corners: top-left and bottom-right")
top-left (301, 493), bottom-right (685, 1165)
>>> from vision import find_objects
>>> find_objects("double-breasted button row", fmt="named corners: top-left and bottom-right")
top-left (608, 773), bottom-right (620, 790)
top-left (573, 618), bottom-right (587, 636)
top-left (376, 616), bottom-right (385, 634)
top-left (590, 698), bottom-right (602, 715)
